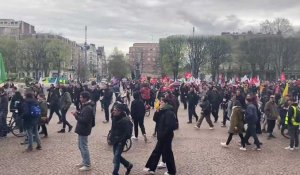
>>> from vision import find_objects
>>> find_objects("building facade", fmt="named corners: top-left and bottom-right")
top-left (0, 19), bottom-right (36, 37)
top-left (129, 43), bottom-right (161, 78)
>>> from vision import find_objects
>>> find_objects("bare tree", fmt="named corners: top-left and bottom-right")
top-left (260, 18), bottom-right (294, 35)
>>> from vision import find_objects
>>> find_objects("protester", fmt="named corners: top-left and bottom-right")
top-left (194, 95), bottom-right (214, 129)
top-left (73, 91), bottom-right (95, 171)
top-left (264, 95), bottom-right (279, 139)
top-left (0, 87), bottom-right (9, 138)
top-left (58, 86), bottom-right (73, 133)
top-left (284, 97), bottom-right (299, 151)
top-left (37, 93), bottom-right (48, 138)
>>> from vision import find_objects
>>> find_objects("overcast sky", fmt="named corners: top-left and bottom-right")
top-left (1, 0), bottom-right (300, 55)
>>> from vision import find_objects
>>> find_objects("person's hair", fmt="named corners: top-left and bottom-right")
top-left (80, 91), bottom-right (90, 100)
top-left (133, 92), bottom-right (140, 100)
top-left (246, 93), bottom-right (255, 103)
top-left (160, 97), bottom-right (170, 104)
top-left (25, 91), bottom-right (34, 99)
top-left (233, 100), bottom-right (241, 107)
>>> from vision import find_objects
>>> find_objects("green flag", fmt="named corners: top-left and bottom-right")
top-left (0, 53), bottom-right (8, 83)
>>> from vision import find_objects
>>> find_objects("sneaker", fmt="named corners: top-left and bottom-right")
top-left (157, 162), bottom-right (167, 169)
top-left (254, 147), bottom-right (261, 151)
top-left (75, 163), bottom-right (84, 167)
top-left (131, 136), bottom-right (138, 140)
top-left (194, 126), bottom-right (200, 129)
top-left (24, 147), bottom-right (33, 152)
top-left (164, 172), bottom-right (176, 175)
top-left (285, 146), bottom-right (294, 151)
top-left (36, 146), bottom-right (42, 150)
top-left (143, 168), bottom-right (155, 174)
top-left (239, 147), bottom-right (246, 151)
top-left (209, 127), bottom-right (214, 130)
top-left (220, 142), bottom-right (228, 148)
top-left (187, 121), bottom-right (192, 124)
top-left (102, 120), bottom-right (109, 124)
top-left (68, 125), bottom-right (73, 132)
top-left (221, 124), bottom-right (226, 127)
top-left (125, 163), bottom-right (133, 175)
top-left (57, 129), bottom-right (65, 133)
top-left (294, 147), bottom-right (299, 150)
top-left (79, 165), bottom-right (91, 171)
top-left (57, 121), bottom-right (62, 124)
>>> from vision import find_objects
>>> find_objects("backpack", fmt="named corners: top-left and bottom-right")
top-left (29, 103), bottom-right (42, 118)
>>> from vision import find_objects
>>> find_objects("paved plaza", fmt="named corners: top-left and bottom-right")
top-left (1, 103), bottom-right (300, 175)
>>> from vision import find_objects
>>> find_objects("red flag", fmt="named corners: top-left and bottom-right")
top-left (185, 72), bottom-right (192, 79)
top-left (281, 72), bottom-right (286, 81)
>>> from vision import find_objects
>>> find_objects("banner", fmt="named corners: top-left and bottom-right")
top-left (0, 53), bottom-right (8, 84)
top-left (281, 72), bottom-right (286, 82)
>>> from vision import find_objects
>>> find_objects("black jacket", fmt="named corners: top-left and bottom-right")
top-left (75, 101), bottom-right (95, 136)
top-left (131, 99), bottom-right (146, 120)
top-left (109, 113), bottom-right (132, 144)
top-left (22, 98), bottom-right (39, 129)
top-left (245, 103), bottom-right (258, 125)
top-left (10, 93), bottom-right (24, 113)
top-left (156, 105), bottom-right (177, 140)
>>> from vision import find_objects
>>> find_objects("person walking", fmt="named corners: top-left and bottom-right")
top-left (187, 88), bottom-right (199, 124)
top-left (144, 98), bottom-right (177, 175)
top-left (244, 94), bottom-right (261, 151)
top-left (102, 84), bottom-right (113, 123)
top-left (220, 101), bottom-right (246, 150)
top-left (130, 92), bottom-right (147, 142)
top-left (22, 91), bottom-right (42, 152)
top-left (264, 95), bottom-right (279, 139)
top-left (72, 91), bottom-right (95, 171)
top-left (58, 86), bottom-right (73, 133)
top-left (284, 97), bottom-right (299, 151)
top-left (194, 95), bottom-right (214, 129)
top-left (109, 103), bottom-right (133, 175)
top-left (48, 87), bottom-right (62, 124)
top-left (37, 93), bottom-right (48, 138)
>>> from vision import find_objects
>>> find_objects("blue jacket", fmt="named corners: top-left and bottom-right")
top-left (245, 103), bottom-right (258, 125)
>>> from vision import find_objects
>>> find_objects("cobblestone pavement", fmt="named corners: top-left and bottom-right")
top-left (1, 103), bottom-right (300, 175)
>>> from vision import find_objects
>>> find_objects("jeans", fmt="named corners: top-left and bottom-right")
top-left (78, 135), bottom-right (91, 166)
top-left (113, 142), bottom-right (130, 175)
top-left (145, 138), bottom-right (176, 174)
top-left (61, 108), bottom-right (71, 129)
top-left (288, 125), bottom-right (299, 148)
top-left (244, 124), bottom-right (261, 148)
top-left (27, 122), bottom-right (41, 148)
top-left (133, 118), bottom-right (146, 138)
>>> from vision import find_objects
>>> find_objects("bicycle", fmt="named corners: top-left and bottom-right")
top-left (107, 130), bottom-right (132, 152)
top-left (7, 110), bottom-right (26, 137)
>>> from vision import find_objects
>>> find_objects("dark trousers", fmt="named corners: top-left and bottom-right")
top-left (256, 115), bottom-right (262, 134)
top-left (288, 125), bottom-right (299, 148)
top-left (41, 124), bottom-right (48, 136)
top-left (145, 138), bottom-right (176, 174)
top-left (0, 115), bottom-right (7, 136)
top-left (244, 124), bottom-right (261, 148)
top-left (196, 114), bottom-right (214, 128)
top-left (48, 107), bottom-right (62, 123)
top-left (61, 108), bottom-right (71, 129)
top-left (113, 142), bottom-right (130, 175)
top-left (74, 100), bottom-right (81, 111)
top-left (226, 133), bottom-right (245, 147)
top-left (267, 119), bottom-right (276, 135)
top-left (133, 118), bottom-right (146, 138)
top-left (222, 110), bottom-right (228, 126)
top-left (211, 107), bottom-right (219, 122)
top-left (104, 102), bottom-right (110, 121)
top-left (188, 106), bottom-right (198, 122)
top-left (13, 112), bottom-right (23, 133)
top-left (181, 97), bottom-right (187, 110)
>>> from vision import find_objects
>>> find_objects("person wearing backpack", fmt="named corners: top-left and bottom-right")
top-left (144, 98), bottom-right (177, 175)
top-left (72, 91), bottom-right (95, 171)
top-left (109, 103), bottom-right (133, 175)
top-left (37, 93), bottom-right (48, 138)
top-left (58, 86), bottom-right (73, 133)
top-left (22, 91), bottom-right (42, 152)
top-left (284, 97), bottom-right (300, 151)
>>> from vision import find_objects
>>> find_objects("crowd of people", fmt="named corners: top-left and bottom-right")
top-left (0, 78), bottom-right (299, 175)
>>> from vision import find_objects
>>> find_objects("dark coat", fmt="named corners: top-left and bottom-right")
top-left (22, 98), bottom-right (39, 129)
top-left (245, 103), bottom-right (258, 125)
top-left (155, 105), bottom-right (177, 141)
top-left (75, 101), bottom-right (95, 136)
top-left (228, 106), bottom-right (244, 134)
top-left (60, 91), bottom-right (72, 110)
top-left (0, 93), bottom-right (8, 117)
top-left (200, 99), bottom-right (211, 116)
top-left (109, 113), bottom-right (132, 144)
top-left (9, 93), bottom-right (24, 113)
top-left (130, 99), bottom-right (146, 120)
